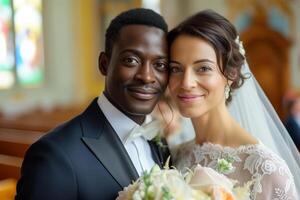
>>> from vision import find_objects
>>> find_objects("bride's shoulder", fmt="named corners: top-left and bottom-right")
top-left (245, 143), bottom-right (292, 169)
top-left (248, 144), bottom-right (298, 198)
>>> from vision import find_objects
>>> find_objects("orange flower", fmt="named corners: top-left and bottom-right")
top-left (211, 186), bottom-right (235, 200)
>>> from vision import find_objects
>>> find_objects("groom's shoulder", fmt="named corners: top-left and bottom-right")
top-left (24, 113), bottom-right (89, 162)
top-left (35, 114), bottom-right (82, 147)
top-left (42, 98), bottom-right (103, 141)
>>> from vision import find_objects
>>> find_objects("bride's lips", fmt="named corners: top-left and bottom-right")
top-left (127, 87), bottom-right (158, 100)
top-left (177, 94), bottom-right (204, 103)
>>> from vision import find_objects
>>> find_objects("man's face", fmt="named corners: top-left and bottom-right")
top-left (100, 25), bottom-right (168, 123)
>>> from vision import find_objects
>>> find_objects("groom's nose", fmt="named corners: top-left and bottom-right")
top-left (134, 62), bottom-right (156, 84)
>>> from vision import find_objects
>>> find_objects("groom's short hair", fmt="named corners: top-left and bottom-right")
top-left (105, 8), bottom-right (168, 56)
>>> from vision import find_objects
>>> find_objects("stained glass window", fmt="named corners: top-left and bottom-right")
top-left (0, 0), bottom-right (14, 89)
top-left (0, 0), bottom-right (43, 89)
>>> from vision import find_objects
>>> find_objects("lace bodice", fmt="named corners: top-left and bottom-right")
top-left (172, 140), bottom-right (298, 200)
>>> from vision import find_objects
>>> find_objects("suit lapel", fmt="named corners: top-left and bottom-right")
top-left (148, 140), bottom-right (163, 168)
top-left (80, 99), bottom-right (139, 188)
top-left (149, 139), bottom-right (172, 169)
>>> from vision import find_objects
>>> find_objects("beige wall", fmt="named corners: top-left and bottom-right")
top-left (290, 1), bottom-right (300, 88)
top-left (1, 0), bottom-right (299, 116)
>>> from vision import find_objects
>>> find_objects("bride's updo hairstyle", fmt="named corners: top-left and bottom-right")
top-left (168, 9), bottom-right (246, 103)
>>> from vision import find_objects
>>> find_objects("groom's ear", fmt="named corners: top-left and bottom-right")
top-left (98, 52), bottom-right (109, 76)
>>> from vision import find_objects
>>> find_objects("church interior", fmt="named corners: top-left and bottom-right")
top-left (0, 0), bottom-right (300, 198)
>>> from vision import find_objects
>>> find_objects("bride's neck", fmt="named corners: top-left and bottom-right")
top-left (191, 105), bottom-right (237, 145)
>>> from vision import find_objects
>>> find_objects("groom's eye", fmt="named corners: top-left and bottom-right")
top-left (123, 57), bottom-right (139, 66)
top-left (170, 66), bottom-right (182, 73)
top-left (153, 61), bottom-right (168, 72)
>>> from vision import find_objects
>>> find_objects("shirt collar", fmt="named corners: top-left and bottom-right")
top-left (97, 93), bottom-right (152, 143)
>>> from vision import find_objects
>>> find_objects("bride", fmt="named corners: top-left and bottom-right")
top-left (168, 10), bottom-right (300, 199)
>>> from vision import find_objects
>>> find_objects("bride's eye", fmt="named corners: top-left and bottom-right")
top-left (196, 65), bottom-right (212, 73)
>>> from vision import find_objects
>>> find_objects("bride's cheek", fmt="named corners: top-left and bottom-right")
top-left (205, 76), bottom-right (226, 91)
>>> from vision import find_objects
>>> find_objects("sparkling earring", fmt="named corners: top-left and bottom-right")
top-left (225, 85), bottom-right (230, 100)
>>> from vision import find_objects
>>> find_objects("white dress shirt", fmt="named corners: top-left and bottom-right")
top-left (97, 94), bottom-right (156, 176)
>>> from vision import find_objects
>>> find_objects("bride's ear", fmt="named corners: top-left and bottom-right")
top-left (222, 75), bottom-right (233, 87)
top-left (227, 80), bottom-right (233, 87)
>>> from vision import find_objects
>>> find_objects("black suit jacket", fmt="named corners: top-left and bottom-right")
top-left (285, 115), bottom-right (300, 149)
top-left (15, 99), bottom-right (170, 200)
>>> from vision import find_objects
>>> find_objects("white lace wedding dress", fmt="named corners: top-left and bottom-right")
top-left (172, 140), bottom-right (298, 200)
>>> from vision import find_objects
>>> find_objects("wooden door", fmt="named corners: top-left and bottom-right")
top-left (241, 25), bottom-right (290, 119)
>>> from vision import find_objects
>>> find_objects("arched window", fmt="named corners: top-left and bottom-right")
top-left (0, 0), bottom-right (44, 89)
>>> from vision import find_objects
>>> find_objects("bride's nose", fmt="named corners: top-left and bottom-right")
top-left (180, 69), bottom-right (198, 90)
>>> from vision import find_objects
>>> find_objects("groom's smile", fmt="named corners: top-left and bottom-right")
top-left (127, 85), bottom-right (160, 101)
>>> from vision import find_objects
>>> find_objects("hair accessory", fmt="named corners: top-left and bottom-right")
top-left (235, 36), bottom-right (245, 56)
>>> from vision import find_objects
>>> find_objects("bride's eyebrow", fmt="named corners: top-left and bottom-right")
top-left (193, 59), bottom-right (215, 64)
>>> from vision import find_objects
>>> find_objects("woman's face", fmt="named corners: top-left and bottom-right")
top-left (168, 35), bottom-right (227, 118)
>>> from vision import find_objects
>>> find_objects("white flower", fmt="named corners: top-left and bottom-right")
top-left (261, 160), bottom-right (277, 175)
top-left (116, 182), bottom-right (138, 200)
top-left (235, 36), bottom-right (246, 56)
top-left (187, 165), bottom-right (234, 192)
top-left (117, 164), bottom-right (251, 200)
top-left (233, 181), bottom-right (252, 200)
top-left (132, 192), bottom-right (142, 200)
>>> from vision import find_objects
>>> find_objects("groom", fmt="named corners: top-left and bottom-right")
top-left (15, 8), bottom-right (170, 200)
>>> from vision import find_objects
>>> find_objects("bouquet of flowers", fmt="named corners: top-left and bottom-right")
top-left (116, 163), bottom-right (251, 200)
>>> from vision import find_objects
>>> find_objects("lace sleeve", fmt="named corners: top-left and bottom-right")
top-left (170, 140), bottom-right (196, 171)
top-left (255, 157), bottom-right (298, 200)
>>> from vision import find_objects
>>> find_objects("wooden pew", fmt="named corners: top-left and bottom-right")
top-left (0, 128), bottom-right (44, 180)
top-left (0, 154), bottom-right (22, 180)
top-left (0, 106), bottom-right (83, 199)
top-left (0, 106), bottom-right (82, 180)
top-left (0, 179), bottom-right (16, 200)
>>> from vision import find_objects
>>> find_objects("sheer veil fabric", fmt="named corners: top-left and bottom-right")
top-left (228, 61), bottom-right (300, 196)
